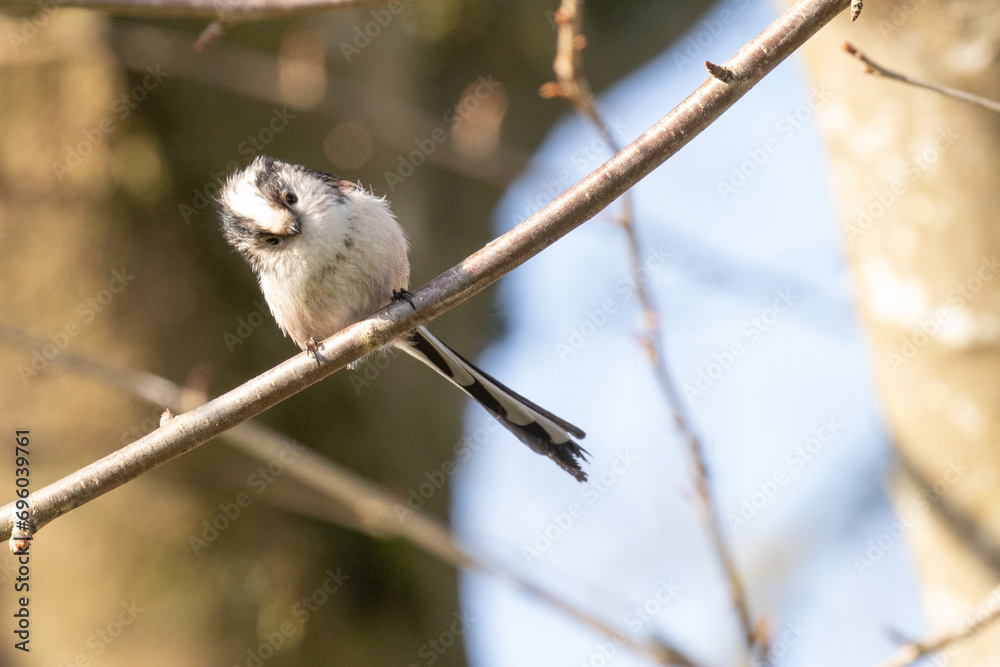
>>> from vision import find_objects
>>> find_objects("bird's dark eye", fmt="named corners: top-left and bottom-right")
top-left (283, 192), bottom-right (297, 205)
top-left (263, 236), bottom-right (280, 246)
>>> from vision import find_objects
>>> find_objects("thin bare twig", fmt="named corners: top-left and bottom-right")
top-left (543, 1), bottom-right (761, 663)
top-left (0, 0), bottom-right (852, 568)
top-left (0, 323), bottom-right (696, 666)
top-left (842, 42), bottom-right (1000, 113)
top-left (871, 584), bottom-right (1000, 667)
top-left (1, 0), bottom-right (390, 21)
top-left (193, 19), bottom-right (227, 51)
top-left (897, 452), bottom-right (1000, 578)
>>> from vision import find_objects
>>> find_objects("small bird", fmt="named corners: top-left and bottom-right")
top-left (216, 156), bottom-right (589, 481)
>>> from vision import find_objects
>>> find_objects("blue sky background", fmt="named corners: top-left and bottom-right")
top-left (450, 2), bottom-right (924, 665)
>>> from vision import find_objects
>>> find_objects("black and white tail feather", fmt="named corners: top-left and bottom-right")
top-left (396, 327), bottom-right (589, 482)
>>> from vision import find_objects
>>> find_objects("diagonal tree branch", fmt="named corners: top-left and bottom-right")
top-left (0, 0), bottom-right (390, 21)
top-left (0, 0), bottom-right (853, 563)
top-left (0, 323), bottom-right (698, 666)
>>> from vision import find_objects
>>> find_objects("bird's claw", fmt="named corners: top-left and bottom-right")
top-left (392, 288), bottom-right (416, 310)
top-left (306, 337), bottom-right (324, 365)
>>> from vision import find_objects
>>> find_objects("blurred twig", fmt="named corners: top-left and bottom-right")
top-left (842, 42), bottom-right (1000, 113)
top-left (0, 322), bottom-right (695, 666)
top-left (542, 1), bottom-right (760, 664)
top-left (193, 19), bottom-right (226, 51)
top-left (0, 0), bottom-right (391, 21)
top-left (871, 584), bottom-right (1000, 667)
top-left (896, 452), bottom-right (1000, 578)
top-left (0, 0), bottom-right (851, 579)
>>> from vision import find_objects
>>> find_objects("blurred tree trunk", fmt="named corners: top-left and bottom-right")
top-left (797, 0), bottom-right (1000, 660)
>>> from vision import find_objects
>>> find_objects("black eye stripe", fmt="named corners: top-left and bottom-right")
top-left (219, 211), bottom-right (257, 247)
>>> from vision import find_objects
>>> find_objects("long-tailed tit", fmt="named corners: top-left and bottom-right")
top-left (216, 156), bottom-right (589, 481)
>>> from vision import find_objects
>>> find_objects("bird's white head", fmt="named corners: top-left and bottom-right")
top-left (216, 156), bottom-right (359, 274)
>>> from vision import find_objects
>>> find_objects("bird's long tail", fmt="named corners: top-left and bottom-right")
top-left (395, 326), bottom-right (589, 482)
